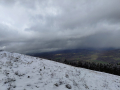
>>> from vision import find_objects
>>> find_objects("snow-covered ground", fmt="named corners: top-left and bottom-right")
top-left (0, 51), bottom-right (120, 90)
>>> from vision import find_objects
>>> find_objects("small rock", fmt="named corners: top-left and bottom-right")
top-left (66, 84), bottom-right (72, 89)
top-left (54, 83), bottom-right (59, 87)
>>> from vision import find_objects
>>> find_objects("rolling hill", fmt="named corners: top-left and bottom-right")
top-left (0, 51), bottom-right (120, 90)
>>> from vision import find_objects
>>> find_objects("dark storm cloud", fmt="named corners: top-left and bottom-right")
top-left (0, 0), bottom-right (120, 53)
top-left (79, 31), bottom-right (120, 48)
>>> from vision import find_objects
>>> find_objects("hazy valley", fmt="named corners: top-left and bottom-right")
top-left (29, 48), bottom-right (120, 64)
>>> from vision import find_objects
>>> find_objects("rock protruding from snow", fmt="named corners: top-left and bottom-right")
top-left (0, 51), bottom-right (120, 90)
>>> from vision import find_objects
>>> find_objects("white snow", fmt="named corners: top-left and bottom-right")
top-left (0, 51), bottom-right (120, 90)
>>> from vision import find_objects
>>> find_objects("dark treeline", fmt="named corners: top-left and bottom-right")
top-left (54, 59), bottom-right (120, 76)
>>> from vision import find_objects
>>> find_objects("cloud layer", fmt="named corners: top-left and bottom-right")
top-left (0, 0), bottom-right (120, 53)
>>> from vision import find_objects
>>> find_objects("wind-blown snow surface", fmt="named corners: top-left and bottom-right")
top-left (0, 51), bottom-right (120, 90)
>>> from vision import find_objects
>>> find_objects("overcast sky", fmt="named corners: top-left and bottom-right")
top-left (0, 0), bottom-right (120, 53)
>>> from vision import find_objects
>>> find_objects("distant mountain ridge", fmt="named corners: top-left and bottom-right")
top-left (28, 48), bottom-right (120, 64)
top-left (28, 48), bottom-right (115, 55)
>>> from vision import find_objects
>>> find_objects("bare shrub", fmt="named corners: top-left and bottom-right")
top-left (4, 78), bottom-right (16, 84)
top-left (14, 71), bottom-right (25, 77)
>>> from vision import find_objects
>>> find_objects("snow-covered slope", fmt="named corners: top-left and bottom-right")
top-left (0, 51), bottom-right (120, 90)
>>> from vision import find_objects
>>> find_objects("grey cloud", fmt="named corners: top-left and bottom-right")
top-left (56, 0), bottom-right (120, 30)
top-left (79, 31), bottom-right (120, 48)
top-left (0, 0), bottom-right (120, 53)
top-left (0, 0), bottom-right (16, 6)
top-left (0, 23), bottom-right (18, 40)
